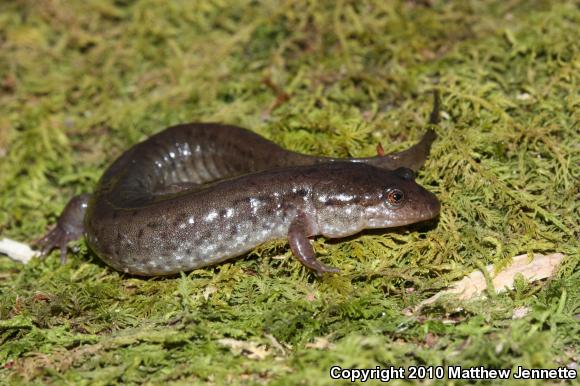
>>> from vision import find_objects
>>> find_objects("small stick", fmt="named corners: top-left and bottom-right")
top-left (0, 237), bottom-right (38, 264)
top-left (376, 142), bottom-right (385, 156)
top-left (262, 77), bottom-right (291, 114)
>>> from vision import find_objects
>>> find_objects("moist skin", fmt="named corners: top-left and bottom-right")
top-left (37, 124), bottom-right (440, 276)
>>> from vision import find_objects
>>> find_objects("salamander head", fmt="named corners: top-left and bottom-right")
top-left (314, 164), bottom-right (440, 237)
top-left (366, 166), bottom-right (440, 228)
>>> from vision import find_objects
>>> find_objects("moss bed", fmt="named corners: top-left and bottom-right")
top-left (0, 1), bottom-right (578, 385)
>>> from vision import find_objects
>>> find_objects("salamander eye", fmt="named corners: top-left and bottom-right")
top-left (386, 188), bottom-right (405, 206)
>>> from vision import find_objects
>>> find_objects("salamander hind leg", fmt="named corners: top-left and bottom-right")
top-left (35, 193), bottom-right (90, 264)
top-left (288, 212), bottom-right (340, 276)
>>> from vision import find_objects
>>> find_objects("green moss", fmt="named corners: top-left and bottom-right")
top-left (0, 0), bottom-right (577, 384)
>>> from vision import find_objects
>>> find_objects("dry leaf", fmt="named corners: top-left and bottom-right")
top-left (417, 253), bottom-right (564, 309)
top-left (217, 338), bottom-right (270, 360)
top-left (202, 284), bottom-right (218, 300)
top-left (305, 337), bottom-right (334, 350)
top-left (512, 306), bottom-right (530, 319)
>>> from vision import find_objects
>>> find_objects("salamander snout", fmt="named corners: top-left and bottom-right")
top-left (422, 189), bottom-right (441, 220)
top-left (363, 174), bottom-right (441, 229)
top-left (394, 183), bottom-right (440, 225)
top-left (391, 167), bottom-right (439, 221)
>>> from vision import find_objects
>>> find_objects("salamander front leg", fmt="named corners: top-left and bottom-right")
top-left (288, 212), bottom-right (340, 276)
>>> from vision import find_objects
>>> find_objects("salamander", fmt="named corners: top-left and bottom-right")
top-left (37, 101), bottom-right (441, 276)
